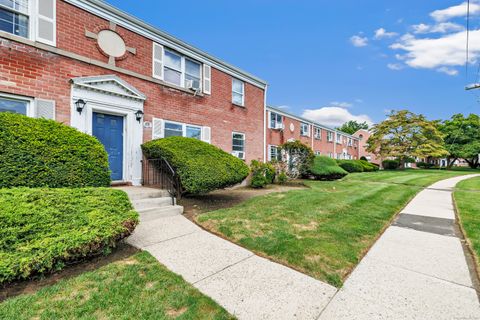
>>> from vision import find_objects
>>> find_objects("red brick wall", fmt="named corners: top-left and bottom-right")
top-left (0, 1), bottom-right (265, 163)
top-left (354, 130), bottom-right (380, 164)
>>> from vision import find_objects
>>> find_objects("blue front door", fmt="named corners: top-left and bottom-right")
top-left (93, 112), bottom-right (124, 181)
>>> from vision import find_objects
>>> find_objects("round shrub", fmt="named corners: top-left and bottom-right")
top-left (142, 137), bottom-right (250, 194)
top-left (337, 160), bottom-right (364, 173)
top-left (360, 156), bottom-right (368, 161)
top-left (250, 160), bottom-right (276, 189)
top-left (416, 161), bottom-right (434, 169)
top-left (309, 156), bottom-right (348, 180)
top-left (0, 113), bottom-right (111, 188)
top-left (0, 188), bottom-right (138, 284)
top-left (382, 159), bottom-right (400, 170)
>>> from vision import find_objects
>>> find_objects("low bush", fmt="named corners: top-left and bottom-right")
top-left (250, 160), bottom-right (275, 188)
top-left (0, 113), bottom-right (111, 188)
top-left (358, 160), bottom-right (379, 172)
top-left (142, 137), bottom-right (250, 194)
top-left (416, 161), bottom-right (434, 169)
top-left (0, 188), bottom-right (138, 284)
top-left (360, 156), bottom-right (368, 161)
top-left (382, 159), bottom-right (400, 170)
top-left (277, 172), bottom-right (288, 184)
top-left (337, 160), bottom-right (364, 173)
top-left (309, 156), bottom-right (348, 180)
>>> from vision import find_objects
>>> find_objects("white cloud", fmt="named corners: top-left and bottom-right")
top-left (330, 101), bottom-right (353, 108)
top-left (387, 63), bottom-right (404, 70)
top-left (412, 22), bottom-right (464, 34)
top-left (350, 35), bottom-right (368, 47)
top-left (302, 107), bottom-right (373, 128)
top-left (437, 66), bottom-right (459, 75)
top-left (374, 28), bottom-right (398, 39)
top-left (390, 29), bottom-right (480, 75)
top-left (430, 1), bottom-right (480, 22)
top-left (276, 105), bottom-right (291, 111)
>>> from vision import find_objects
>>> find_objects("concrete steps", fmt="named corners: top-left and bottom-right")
top-left (116, 187), bottom-right (183, 222)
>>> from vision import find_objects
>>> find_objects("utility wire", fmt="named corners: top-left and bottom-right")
top-left (466, 0), bottom-right (471, 85)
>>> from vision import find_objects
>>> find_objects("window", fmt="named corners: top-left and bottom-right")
top-left (232, 78), bottom-right (244, 106)
top-left (314, 127), bottom-right (321, 139)
top-left (232, 132), bottom-right (245, 159)
top-left (300, 123), bottom-right (310, 136)
top-left (315, 151), bottom-right (321, 156)
top-left (337, 153), bottom-right (342, 159)
top-left (327, 131), bottom-right (334, 142)
top-left (270, 112), bottom-right (283, 129)
top-left (336, 133), bottom-right (342, 144)
top-left (347, 138), bottom-right (353, 146)
top-left (0, 94), bottom-right (29, 114)
top-left (269, 145), bottom-right (281, 161)
top-left (328, 152), bottom-right (334, 158)
top-left (0, 0), bottom-right (29, 38)
top-left (163, 49), bottom-right (202, 89)
top-left (164, 120), bottom-right (202, 140)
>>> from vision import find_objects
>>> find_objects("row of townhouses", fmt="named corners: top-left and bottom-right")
top-left (0, 0), bottom-right (368, 186)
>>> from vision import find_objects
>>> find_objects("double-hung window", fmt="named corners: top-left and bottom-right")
top-left (164, 49), bottom-right (202, 89)
top-left (315, 151), bottom-right (321, 156)
top-left (336, 133), bottom-right (342, 144)
top-left (164, 120), bottom-right (202, 140)
top-left (0, 0), bottom-right (29, 38)
top-left (347, 138), bottom-right (353, 146)
top-left (327, 131), bottom-right (334, 142)
top-left (232, 132), bottom-right (245, 159)
top-left (270, 112), bottom-right (283, 129)
top-left (232, 78), bottom-right (245, 106)
top-left (269, 145), bottom-right (281, 161)
top-left (300, 123), bottom-right (310, 136)
top-left (0, 94), bottom-right (29, 115)
top-left (314, 127), bottom-right (321, 139)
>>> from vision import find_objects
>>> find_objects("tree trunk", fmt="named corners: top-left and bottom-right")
top-left (465, 157), bottom-right (479, 169)
top-left (447, 157), bottom-right (457, 169)
top-left (399, 157), bottom-right (406, 170)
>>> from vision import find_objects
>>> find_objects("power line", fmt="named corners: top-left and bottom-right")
top-left (466, 0), bottom-right (471, 85)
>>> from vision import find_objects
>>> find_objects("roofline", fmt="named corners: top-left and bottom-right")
top-left (64, 0), bottom-right (268, 89)
top-left (267, 106), bottom-right (360, 140)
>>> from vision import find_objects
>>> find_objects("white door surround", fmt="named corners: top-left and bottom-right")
top-left (70, 75), bottom-right (146, 186)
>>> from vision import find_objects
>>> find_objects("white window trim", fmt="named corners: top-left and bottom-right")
top-left (163, 48), bottom-right (202, 90)
top-left (0, 0), bottom-right (32, 40)
top-left (268, 144), bottom-right (279, 161)
top-left (232, 131), bottom-right (246, 159)
top-left (314, 127), bottom-right (322, 140)
top-left (270, 112), bottom-right (283, 129)
top-left (300, 122), bottom-right (310, 137)
top-left (232, 78), bottom-right (245, 107)
top-left (163, 119), bottom-right (202, 139)
top-left (0, 92), bottom-right (34, 117)
top-left (327, 131), bottom-right (334, 142)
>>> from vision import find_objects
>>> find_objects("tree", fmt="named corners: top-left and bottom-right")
top-left (440, 114), bottom-right (480, 169)
top-left (337, 120), bottom-right (369, 135)
top-left (366, 110), bottom-right (448, 168)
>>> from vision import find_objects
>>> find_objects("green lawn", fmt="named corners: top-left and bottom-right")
top-left (197, 170), bottom-right (468, 287)
top-left (0, 251), bottom-right (233, 320)
top-left (454, 176), bottom-right (480, 271)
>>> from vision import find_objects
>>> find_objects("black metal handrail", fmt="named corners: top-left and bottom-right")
top-left (141, 157), bottom-right (181, 205)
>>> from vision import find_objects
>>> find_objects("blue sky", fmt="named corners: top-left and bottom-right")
top-left (106, 0), bottom-right (480, 126)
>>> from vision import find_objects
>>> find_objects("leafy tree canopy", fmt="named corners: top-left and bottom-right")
top-left (366, 110), bottom-right (448, 166)
top-left (337, 120), bottom-right (369, 135)
top-left (439, 113), bottom-right (480, 168)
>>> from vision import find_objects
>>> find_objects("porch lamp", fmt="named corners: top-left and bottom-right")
top-left (75, 99), bottom-right (86, 114)
top-left (135, 110), bottom-right (144, 122)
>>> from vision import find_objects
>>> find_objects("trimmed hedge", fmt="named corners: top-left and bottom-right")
top-left (0, 188), bottom-right (138, 284)
top-left (382, 159), bottom-right (400, 170)
top-left (142, 137), bottom-right (250, 194)
top-left (358, 160), bottom-right (380, 172)
top-left (337, 160), bottom-right (364, 173)
top-left (0, 113), bottom-right (111, 188)
top-left (250, 160), bottom-right (275, 188)
top-left (309, 156), bottom-right (348, 180)
top-left (416, 161), bottom-right (434, 169)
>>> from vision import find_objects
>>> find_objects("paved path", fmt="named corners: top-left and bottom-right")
top-left (121, 187), bottom-right (336, 320)
top-left (319, 174), bottom-right (480, 320)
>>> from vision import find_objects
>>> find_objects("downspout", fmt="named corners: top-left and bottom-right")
top-left (263, 85), bottom-right (268, 162)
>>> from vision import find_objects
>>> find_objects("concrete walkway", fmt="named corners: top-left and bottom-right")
top-left (319, 174), bottom-right (480, 320)
top-left (121, 187), bottom-right (336, 320)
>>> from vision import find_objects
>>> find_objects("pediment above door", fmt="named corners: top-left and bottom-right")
top-left (71, 75), bottom-right (146, 101)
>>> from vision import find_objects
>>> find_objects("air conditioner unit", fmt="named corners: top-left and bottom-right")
top-left (275, 123), bottom-right (284, 130)
top-left (185, 80), bottom-right (200, 91)
top-left (231, 151), bottom-right (245, 159)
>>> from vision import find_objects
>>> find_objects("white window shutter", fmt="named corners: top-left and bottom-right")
top-left (152, 118), bottom-right (164, 139)
top-left (34, 98), bottom-right (55, 120)
top-left (267, 111), bottom-right (272, 128)
top-left (201, 126), bottom-right (211, 143)
top-left (203, 65), bottom-right (211, 95)
top-left (36, 0), bottom-right (56, 46)
top-left (267, 145), bottom-right (272, 161)
top-left (152, 43), bottom-right (164, 80)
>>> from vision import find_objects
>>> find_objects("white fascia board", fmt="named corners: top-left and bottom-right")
top-left (63, 0), bottom-right (267, 89)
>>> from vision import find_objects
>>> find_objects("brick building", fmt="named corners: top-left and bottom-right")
top-left (266, 106), bottom-right (360, 161)
top-left (353, 129), bottom-right (382, 165)
top-left (0, 0), bottom-right (267, 185)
